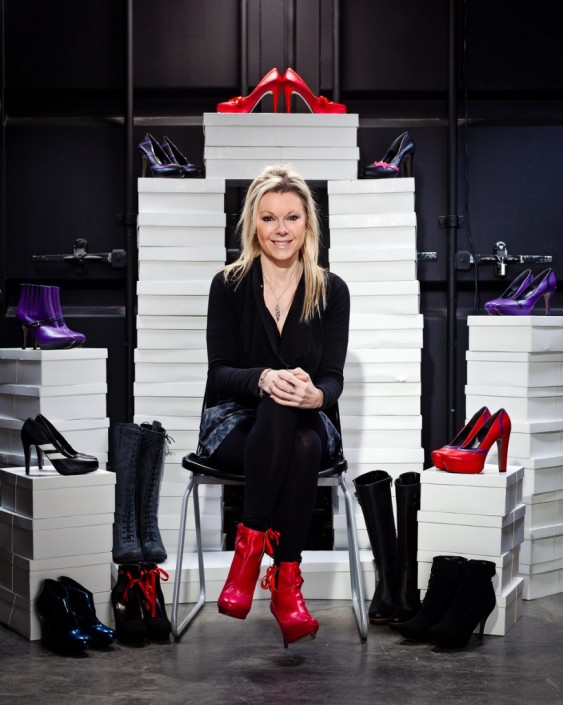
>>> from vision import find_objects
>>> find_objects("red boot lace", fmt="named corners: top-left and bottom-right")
top-left (138, 566), bottom-right (169, 618)
top-left (264, 528), bottom-right (281, 557)
top-left (261, 564), bottom-right (279, 592)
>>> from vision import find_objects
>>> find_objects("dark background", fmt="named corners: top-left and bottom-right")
top-left (1, 0), bottom-right (562, 467)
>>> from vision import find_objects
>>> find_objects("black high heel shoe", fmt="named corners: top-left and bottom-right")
top-left (139, 563), bottom-right (172, 642)
top-left (58, 576), bottom-right (115, 647)
top-left (20, 417), bottom-right (99, 476)
top-left (138, 133), bottom-right (185, 178)
top-left (427, 559), bottom-right (497, 647)
top-left (160, 136), bottom-right (204, 177)
top-left (361, 131), bottom-right (415, 179)
top-left (35, 414), bottom-right (98, 463)
top-left (36, 579), bottom-right (91, 653)
top-left (111, 564), bottom-right (147, 646)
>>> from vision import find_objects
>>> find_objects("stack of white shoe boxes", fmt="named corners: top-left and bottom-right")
top-left (327, 179), bottom-right (424, 580)
top-left (134, 178), bottom-right (227, 602)
top-left (0, 349), bottom-right (114, 640)
top-left (203, 113), bottom-right (359, 180)
top-left (417, 464), bottom-right (525, 636)
top-left (465, 315), bottom-right (563, 600)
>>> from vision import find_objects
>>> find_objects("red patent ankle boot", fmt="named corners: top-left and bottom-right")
top-left (262, 562), bottom-right (319, 648)
top-left (217, 523), bottom-right (279, 620)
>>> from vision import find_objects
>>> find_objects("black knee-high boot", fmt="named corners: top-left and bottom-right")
top-left (137, 421), bottom-right (168, 563)
top-left (354, 470), bottom-right (398, 624)
top-left (388, 472), bottom-right (421, 627)
top-left (111, 423), bottom-right (144, 564)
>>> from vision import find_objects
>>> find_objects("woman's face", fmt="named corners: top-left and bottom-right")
top-left (255, 190), bottom-right (306, 267)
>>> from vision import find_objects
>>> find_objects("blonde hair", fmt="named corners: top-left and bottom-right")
top-left (223, 165), bottom-right (327, 321)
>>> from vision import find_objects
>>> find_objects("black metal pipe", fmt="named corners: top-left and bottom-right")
top-left (240, 0), bottom-right (248, 94)
top-left (124, 0), bottom-right (136, 421)
top-left (446, 0), bottom-right (459, 439)
top-left (333, 0), bottom-right (340, 102)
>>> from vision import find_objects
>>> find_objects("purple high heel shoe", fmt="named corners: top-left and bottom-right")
top-left (16, 284), bottom-right (78, 350)
top-left (160, 136), bottom-right (204, 177)
top-left (484, 269), bottom-right (533, 315)
top-left (490, 268), bottom-right (557, 316)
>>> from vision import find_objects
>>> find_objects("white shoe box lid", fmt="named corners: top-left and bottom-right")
top-left (466, 350), bottom-right (563, 387)
top-left (327, 178), bottom-right (415, 194)
top-left (204, 112), bottom-right (359, 143)
top-left (465, 385), bottom-right (563, 424)
top-left (0, 467), bottom-right (115, 520)
top-left (205, 158), bottom-right (359, 181)
top-left (136, 329), bottom-right (207, 350)
top-left (138, 179), bottom-right (225, 214)
top-left (137, 296), bottom-right (209, 316)
top-left (135, 395), bottom-right (203, 418)
top-left (330, 244), bottom-right (416, 263)
top-left (134, 381), bottom-right (206, 399)
top-left (521, 521), bottom-right (563, 563)
top-left (350, 314), bottom-right (423, 331)
top-left (521, 457), bottom-right (563, 496)
top-left (417, 503), bottom-right (526, 557)
top-left (345, 446), bottom-right (425, 465)
top-left (348, 281), bottom-right (420, 316)
top-left (138, 260), bottom-right (224, 283)
top-left (0, 506), bottom-right (113, 560)
top-left (330, 260), bottom-right (417, 283)
top-left (137, 315), bottom-right (207, 331)
top-left (417, 547), bottom-right (520, 596)
top-left (339, 394), bottom-right (420, 417)
top-left (0, 348), bottom-right (107, 386)
top-left (0, 583), bottom-right (111, 641)
top-left (343, 381), bottom-right (421, 397)
top-left (134, 361), bottom-right (208, 384)
top-left (330, 226), bottom-right (416, 251)
top-left (0, 383), bottom-right (107, 421)
top-left (420, 464), bottom-right (524, 517)
top-left (468, 315), bottom-right (563, 353)
top-left (0, 547), bottom-right (112, 601)
top-left (138, 245), bottom-right (226, 263)
top-left (345, 348), bottom-right (421, 383)
top-left (138, 211), bottom-right (226, 227)
top-left (329, 211), bottom-right (416, 230)
top-left (523, 490), bottom-right (563, 531)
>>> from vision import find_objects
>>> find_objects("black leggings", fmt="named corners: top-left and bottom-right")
top-left (210, 396), bottom-right (329, 562)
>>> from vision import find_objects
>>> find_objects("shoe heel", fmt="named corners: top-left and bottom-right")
top-left (401, 153), bottom-right (414, 177)
top-left (477, 610), bottom-right (492, 640)
top-left (544, 291), bottom-right (553, 315)
top-left (141, 155), bottom-right (148, 177)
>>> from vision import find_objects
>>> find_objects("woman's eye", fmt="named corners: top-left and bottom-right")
top-left (287, 215), bottom-right (300, 222)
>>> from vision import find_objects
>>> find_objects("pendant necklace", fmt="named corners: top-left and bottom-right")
top-left (263, 267), bottom-right (300, 322)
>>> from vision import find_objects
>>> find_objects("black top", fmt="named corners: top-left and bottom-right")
top-left (205, 258), bottom-right (350, 411)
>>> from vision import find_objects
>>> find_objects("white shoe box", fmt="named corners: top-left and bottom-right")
top-left (0, 417), bottom-right (109, 466)
top-left (348, 281), bottom-right (420, 315)
top-left (330, 260), bottom-right (417, 283)
top-left (137, 315), bottom-right (207, 333)
top-left (330, 243), bottom-right (416, 265)
top-left (0, 584), bottom-right (111, 641)
top-left (0, 467), bottom-right (115, 520)
top-left (137, 295), bottom-right (208, 317)
top-left (138, 177), bottom-right (225, 214)
top-left (339, 392), bottom-right (420, 417)
top-left (330, 226), bottom-right (416, 251)
top-left (466, 351), bottom-right (563, 388)
top-left (0, 506), bottom-right (113, 560)
top-left (159, 481), bottom-right (222, 514)
top-left (485, 420), bottom-right (563, 463)
top-left (417, 548), bottom-right (520, 596)
top-left (134, 382), bottom-right (206, 420)
top-left (348, 314), bottom-right (423, 349)
top-left (523, 490), bottom-right (563, 531)
top-left (138, 260), bottom-right (224, 282)
top-left (346, 446), bottom-right (425, 468)
top-left (465, 384), bottom-right (563, 424)
top-left (520, 556), bottom-right (563, 599)
top-left (521, 456), bottom-right (563, 496)
top-left (420, 464), bottom-right (524, 517)
top-left (204, 112), bottom-right (359, 147)
top-left (468, 315), bottom-right (563, 353)
top-left (206, 158), bottom-right (360, 181)
top-left (138, 245), bottom-right (225, 266)
top-left (134, 348), bottom-right (207, 379)
top-left (136, 328), bottom-right (207, 350)
top-left (341, 414), bottom-right (422, 449)
top-left (417, 503), bottom-right (526, 557)
top-left (327, 178), bottom-right (415, 215)
top-left (344, 348), bottom-right (421, 384)
top-left (0, 382), bottom-right (107, 421)
top-left (0, 548), bottom-right (112, 601)
top-left (520, 522), bottom-right (563, 565)
top-left (483, 576), bottom-right (524, 636)
top-left (0, 348), bottom-right (108, 386)
top-left (138, 212), bottom-right (225, 248)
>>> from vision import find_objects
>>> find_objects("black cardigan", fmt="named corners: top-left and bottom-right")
top-left (205, 258), bottom-right (350, 412)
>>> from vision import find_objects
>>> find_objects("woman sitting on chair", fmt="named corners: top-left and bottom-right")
top-left (197, 164), bottom-right (350, 647)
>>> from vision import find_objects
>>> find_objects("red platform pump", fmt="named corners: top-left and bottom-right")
top-left (217, 523), bottom-right (280, 619)
top-left (217, 67), bottom-right (282, 113)
top-left (431, 406), bottom-right (490, 470)
top-left (262, 562), bottom-right (319, 647)
top-left (441, 408), bottom-right (511, 474)
top-left (282, 68), bottom-right (347, 114)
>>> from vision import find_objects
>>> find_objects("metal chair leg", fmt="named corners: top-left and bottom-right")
top-left (339, 474), bottom-right (369, 640)
top-left (171, 475), bottom-right (207, 639)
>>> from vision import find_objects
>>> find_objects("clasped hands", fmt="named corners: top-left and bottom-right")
top-left (260, 367), bottom-right (324, 409)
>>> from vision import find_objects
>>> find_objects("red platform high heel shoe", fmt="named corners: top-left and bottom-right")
top-left (432, 406), bottom-right (490, 470)
top-left (441, 408), bottom-right (511, 474)
top-left (217, 67), bottom-right (282, 113)
top-left (282, 68), bottom-right (347, 114)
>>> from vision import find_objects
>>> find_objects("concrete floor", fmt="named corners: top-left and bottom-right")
top-left (0, 594), bottom-right (561, 705)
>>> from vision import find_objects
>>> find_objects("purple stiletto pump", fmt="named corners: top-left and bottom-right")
top-left (491, 268), bottom-right (557, 316)
top-left (484, 269), bottom-right (533, 315)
